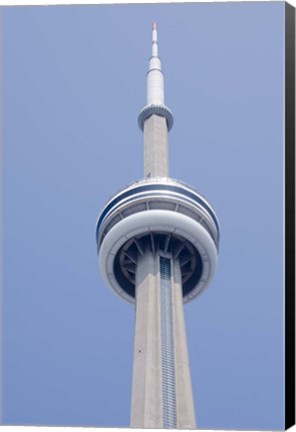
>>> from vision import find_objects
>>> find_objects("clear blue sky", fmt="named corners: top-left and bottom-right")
top-left (3, 3), bottom-right (285, 429)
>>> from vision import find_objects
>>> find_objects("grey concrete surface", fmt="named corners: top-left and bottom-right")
top-left (130, 249), bottom-right (196, 429)
top-left (143, 114), bottom-right (168, 178)
top-left (130, 249), bottom-right (163, 428)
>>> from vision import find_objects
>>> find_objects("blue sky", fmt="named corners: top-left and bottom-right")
top-left (3, 3), bottom-right (285, 429)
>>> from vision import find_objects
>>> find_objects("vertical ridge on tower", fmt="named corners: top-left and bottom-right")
top-left (160, 256), bottom-right (177, 428)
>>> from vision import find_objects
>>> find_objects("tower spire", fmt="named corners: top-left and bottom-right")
top-left (138, 22), bottom-right (174, 133)
top-left (152, 21), bottom-right (158, 57)
top-left (138, 22), bottom-right (174, 178)
top-left (147, 21), bottom-right (164, 106)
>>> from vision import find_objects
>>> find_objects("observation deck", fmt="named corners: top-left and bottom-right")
top-left (96, 177), bottom-right (220, 304)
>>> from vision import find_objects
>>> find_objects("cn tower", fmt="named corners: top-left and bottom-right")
top-left (96, 22), bottom-right (220, 429)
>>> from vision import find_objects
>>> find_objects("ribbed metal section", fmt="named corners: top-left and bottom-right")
top-left (160, 256), bottom-right (177, 428)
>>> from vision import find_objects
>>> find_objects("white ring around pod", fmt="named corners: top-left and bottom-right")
top-left (99, 210), bottom-right (218, 304)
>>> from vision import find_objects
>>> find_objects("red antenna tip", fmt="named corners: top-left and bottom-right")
top-left (152, 21), bottom-right (157, 30)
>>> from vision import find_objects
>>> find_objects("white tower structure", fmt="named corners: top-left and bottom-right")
top-left (96, 23), bottom-right (220, 429)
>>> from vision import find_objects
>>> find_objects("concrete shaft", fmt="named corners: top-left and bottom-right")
top-left (144, 114), bottom-right (168, 178)
top-left (130, 248), bottom-right (196, 429)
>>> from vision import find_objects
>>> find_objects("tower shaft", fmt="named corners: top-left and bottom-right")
top-left (144, 114), bottom-right (168, 177)
top-left (130, 245), bottom-right (196, 429)
top-left (130, 23), bottom-right (196, 429)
